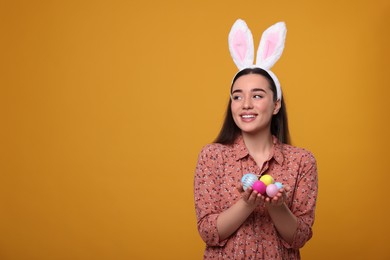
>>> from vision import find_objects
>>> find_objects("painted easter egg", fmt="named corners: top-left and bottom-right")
top-left (252, 180), bottom-right (266, 194)
top-left (260, 174), bottom-right (274, 186)
top-left (274, 182), bottom-right (283, 189)
top-left (241, 173), bottom-right (258, 191)
top-left (266, 184), bottom-right (279, 197)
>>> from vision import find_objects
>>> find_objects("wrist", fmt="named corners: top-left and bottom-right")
top-left (239, 197), bottom-right (257, 211)
top-left (266, 201), bottom-right (287, 210)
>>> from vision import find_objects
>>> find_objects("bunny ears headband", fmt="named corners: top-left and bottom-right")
top-left (228, 19), bottom-right (287, 101)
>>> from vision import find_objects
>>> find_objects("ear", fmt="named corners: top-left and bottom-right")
top-left (256, 22), bottom-right (287, 70)
top-left (228, 19), bottom-right (254, 70)
top-left (273, 99), bottom-right (281, 115)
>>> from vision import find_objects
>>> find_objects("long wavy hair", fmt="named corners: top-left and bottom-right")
top-left (214, 67), bottom-right (291, 145)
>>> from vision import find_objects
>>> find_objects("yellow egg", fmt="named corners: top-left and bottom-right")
top-left (260, 174), bottom-right (274, 186)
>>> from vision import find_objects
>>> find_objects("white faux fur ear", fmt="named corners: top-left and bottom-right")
top-left (256, 22), bottom-right (287, 70)
top-left (228, 19), bottom-right (254, 70)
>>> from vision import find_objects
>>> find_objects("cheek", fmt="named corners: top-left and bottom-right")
top-left (230, 105), bottom-right (240, 123)
top-left (230, 103), bottom-right (235, 113)
top-left (230, 104), bottom-right (239, 116)
top-left (256, 102), bottom-right (273, 112)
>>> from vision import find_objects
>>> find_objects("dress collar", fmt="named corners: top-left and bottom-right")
top-left (231, 135), bottom-right (284, 165)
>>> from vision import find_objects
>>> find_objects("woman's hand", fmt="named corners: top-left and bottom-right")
top-left (265, 185), bottom-right (291, 207)
top-left (238, 184), bottom-right (264, 208)
top-left (264, 185), bottom-right (298, 244)
top-left (217, 183), bottom-right (266, 241)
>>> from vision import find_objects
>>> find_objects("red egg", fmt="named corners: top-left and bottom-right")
top-left (252, 181), bottom-right (266, 194)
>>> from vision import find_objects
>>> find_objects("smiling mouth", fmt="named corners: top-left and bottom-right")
top-left (241, 114), bottom-right (256, 119)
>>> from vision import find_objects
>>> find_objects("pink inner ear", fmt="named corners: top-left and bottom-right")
top-left (262, 32), bottom-right (279, 60)
top-left (233, 30), bottom-right (247, 62)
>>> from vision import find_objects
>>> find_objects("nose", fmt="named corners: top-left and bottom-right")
top-left (242, 96), bottom-right (253, 109)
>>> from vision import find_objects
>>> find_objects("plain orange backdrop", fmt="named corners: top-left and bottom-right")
top-left (1, 0), bottom-right (389, 259)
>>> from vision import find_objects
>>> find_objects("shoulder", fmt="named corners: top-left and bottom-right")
top-left (196, 143), bottom-right (233, 171)
top-left (280, 143), bottom-right (317, 165)
top-left (198, 142), bottom-right (232, 157)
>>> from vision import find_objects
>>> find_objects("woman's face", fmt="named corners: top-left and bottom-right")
top-left (231, 73), bottom-right (280, 136)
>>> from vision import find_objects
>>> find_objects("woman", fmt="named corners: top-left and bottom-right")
top-left (194, 20), bottom-right (318, 259)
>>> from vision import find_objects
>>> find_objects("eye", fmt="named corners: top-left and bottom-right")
top-left (253, 94), bottom-right (263, 99)
top-left (231, 94), bottom-right (242, 101)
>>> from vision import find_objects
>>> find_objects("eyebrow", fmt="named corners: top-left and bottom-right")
top-left (231, 88), bottom-right (267, 94)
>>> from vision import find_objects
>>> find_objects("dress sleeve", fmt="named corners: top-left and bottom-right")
top-left (194, 144), bottom-right (227, 247)
top-left (282, 151), bottom-right (318, 249)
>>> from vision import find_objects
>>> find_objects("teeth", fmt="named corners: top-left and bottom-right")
top-left (242, 115), bottom-right (255, 118)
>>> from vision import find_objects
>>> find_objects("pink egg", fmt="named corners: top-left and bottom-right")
top-left (252, 181), bottom-right (266, 194)
top-left (266, 184), bottom-right (279, 197)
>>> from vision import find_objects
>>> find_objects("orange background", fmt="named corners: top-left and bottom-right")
top-left (1, 0), bottom-right (389, 259)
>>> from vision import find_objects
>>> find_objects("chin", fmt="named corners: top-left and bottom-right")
top-left (240, 129), bottom-right (260, 135)
top-left (240, 125), bottom-right (269, 136)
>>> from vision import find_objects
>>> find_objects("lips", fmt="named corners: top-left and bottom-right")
top-left (240, 113), bottom-right (257, 121)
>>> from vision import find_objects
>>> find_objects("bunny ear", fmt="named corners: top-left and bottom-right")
top-left (228, 19), bottom-right (254, 70)
top-left (256, 22), bottom-right (287, 70)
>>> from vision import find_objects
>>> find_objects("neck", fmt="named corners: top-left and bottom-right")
top-left (242, 130), bottom-right (273, 156)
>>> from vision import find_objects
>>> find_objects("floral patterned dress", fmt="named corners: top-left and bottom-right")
top-left (194, 135), bottom-right (318, 259)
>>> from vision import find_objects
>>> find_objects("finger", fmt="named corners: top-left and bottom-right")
top-left (245, 188), bottom-right (258, 202)
top-left (241, 188), bottom-right (252, 200)
top-left (249, 190), bottom-right (259, 201)
top-left (237, 184), bottom-right (244, 193)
